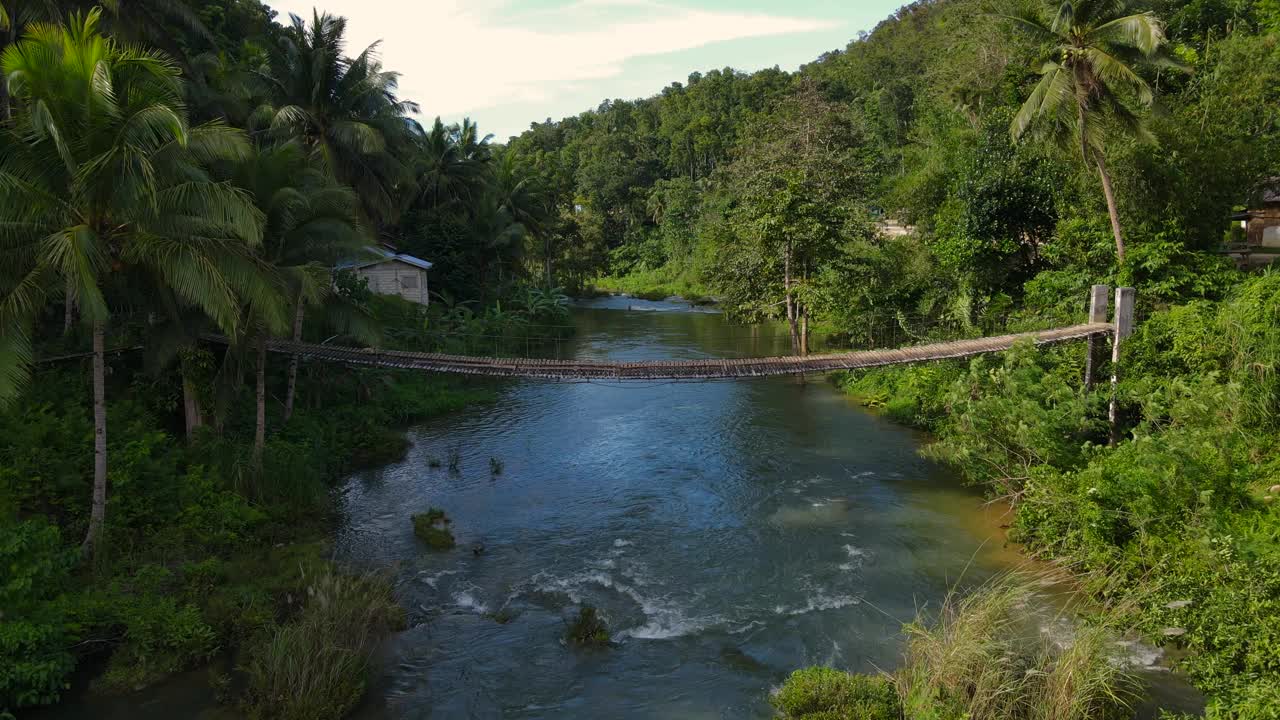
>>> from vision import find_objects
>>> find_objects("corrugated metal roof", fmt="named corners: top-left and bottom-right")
top-left (337, 246), bottom-right (433, 271)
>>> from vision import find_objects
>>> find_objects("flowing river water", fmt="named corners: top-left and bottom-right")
top-left (337, 296), bottom-right (1196, 719)
top-left (45, 296), bottom-right (1202, 719)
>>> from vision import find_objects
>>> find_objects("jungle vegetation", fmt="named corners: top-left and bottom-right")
top-left (3, 0), bottom-right (1280, 717)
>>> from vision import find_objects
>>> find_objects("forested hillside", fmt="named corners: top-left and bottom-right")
top-left (507, 0), bottom-right (1280, 334)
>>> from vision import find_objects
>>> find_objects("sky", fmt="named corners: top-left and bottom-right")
top-left (268, 0), bottom-right (908, 142)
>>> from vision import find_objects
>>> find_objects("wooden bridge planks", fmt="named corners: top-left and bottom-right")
top-left (234, 322), bottom-right (1111, 381)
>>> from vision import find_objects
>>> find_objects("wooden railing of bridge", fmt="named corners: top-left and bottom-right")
top-left (249, 321), bottom-right (1113, 381)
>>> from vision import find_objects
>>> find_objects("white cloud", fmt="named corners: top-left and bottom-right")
top-left (269, 0), bottom-right (835, 129)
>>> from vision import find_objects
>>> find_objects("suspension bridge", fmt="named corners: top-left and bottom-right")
top-left (39, 286), bottom-right (1133, 383)
top-left (245, 286), bottom-right (1133, 383)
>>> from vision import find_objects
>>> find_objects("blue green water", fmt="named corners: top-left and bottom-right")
top-left (342, 297), bottom-right (1054, 718)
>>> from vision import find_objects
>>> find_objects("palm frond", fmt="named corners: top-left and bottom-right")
top-left (1085, 12), bottom-right (1165, 56)
top-left (1012, 62), bottom-right (1073, 140)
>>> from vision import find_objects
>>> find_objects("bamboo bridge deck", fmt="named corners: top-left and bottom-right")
top-left (253, 322), bottom-right (1112, 381)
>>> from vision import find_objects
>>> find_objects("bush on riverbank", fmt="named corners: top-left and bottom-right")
top-left (0, 358), bottom-right (492, 713)
top-left (832, 273), bottom-right (1280, 716)
top-left (591, 264), bottom-right (716, 304)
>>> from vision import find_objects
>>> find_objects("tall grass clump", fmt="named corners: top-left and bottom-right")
top-left (897, 576), bottom-right (1136, 720)
top-left (242, 570), bottom-right (404, 720)
top-left (771, 667), bottom-right (899, 719)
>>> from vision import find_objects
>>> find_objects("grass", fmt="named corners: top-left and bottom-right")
top-left (565, 605), bottom-right (610, 647)
top-left (489, 457), bottom-right (504, 476)
top-left (898, 575), bottom-right (1137, 720)
top-left (771, 667), bottom-right (899, 719)
top-left (776, 575), bottom-right (1138, 720)
top-left (241, 569), bottom-right (404, 720)
top-left (411, 508), bottom-right (455, 550)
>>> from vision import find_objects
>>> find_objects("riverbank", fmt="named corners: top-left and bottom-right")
top-left (2, 359), bottom-right (495, 718)
top-left (590, 265), bottom-right (716, 304)
top-left (819, 273), bottom-right (1280, 718)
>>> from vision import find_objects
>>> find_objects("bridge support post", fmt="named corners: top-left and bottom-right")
top-left (1084, 284), bottom-right (1110, 389)
top-left (1108, 286), bottom-right (1136, 445)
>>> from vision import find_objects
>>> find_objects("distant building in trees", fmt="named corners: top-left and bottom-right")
top-left (340, 246), bottom-right (433, 305)
top-left (1240, 183), bottom-right (1280, 248)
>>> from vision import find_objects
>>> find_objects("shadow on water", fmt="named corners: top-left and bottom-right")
top-left (40, 296), bottom-right (1203, 719)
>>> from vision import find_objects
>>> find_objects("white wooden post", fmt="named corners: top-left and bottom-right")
top-left (1084, 284), bottom-right (1109, 389)
top-left (1108, 286), bottom-right (1135, 445)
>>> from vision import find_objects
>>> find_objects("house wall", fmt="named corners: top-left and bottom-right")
top-left (355, 261), bottom-right (429, 305)
top-left (1247, 205), bottom-right (1280, 247)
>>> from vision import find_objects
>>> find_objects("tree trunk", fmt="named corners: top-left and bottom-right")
top-left (182, 374), bottom-right (204, 440)
top-left (1095, 154), bottom-right (1126, 264)
top-left (252, 332), bottom-right (266, 471)
top-left (800, 307), bottom-right (809, 356)
top-left (783, 241), bottom-right (800, 355)
top-left (283, 302), bottom-right (305, 423)
top-left (82, 319), bottom-right (107, 559)
top-left (63, 278), bottom-right (74, 334)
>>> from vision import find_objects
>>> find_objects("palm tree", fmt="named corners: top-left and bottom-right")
top-left (259, 11), bottom-right (419, 226)
top-left (410, 117), bottom-right (491, 211)
top-left (1005, 0), bottom-right (1180, 264)
top-left (0, 10), bottom-right (269, 557)
top-left (231, 141), bottom-right (371, 464)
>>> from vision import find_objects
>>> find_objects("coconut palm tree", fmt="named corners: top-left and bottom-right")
top-left (0, 10), bottom-right (270, 557)
top-left (231, 140), bottom-right (373, 464)
top-left (411, 117), bottom-right (492, 211)
top-left (1005, 0), bottom-right (1180, 264)
top-left (259, 11), bottom-right (419, 226)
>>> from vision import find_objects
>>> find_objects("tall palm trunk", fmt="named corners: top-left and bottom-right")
top-left (283, 300), bottom-right (305, 423)
top-left (252, 332), bottom-right (267, 471)
top-left (82, 318), bottom-right (107, 558)
top-left (1095, 154), bottom-right (1126, 264)
top-left (1076, 99), bottom-right (1126, 264)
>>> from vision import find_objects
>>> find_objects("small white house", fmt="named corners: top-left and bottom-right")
top-left (343, 247), bottom-right (433, 305)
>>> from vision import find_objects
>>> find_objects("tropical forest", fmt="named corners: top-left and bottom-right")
top-left (2, 0), bottom-right (1280, 718)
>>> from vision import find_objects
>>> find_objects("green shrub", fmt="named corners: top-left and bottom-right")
top-left (565, 605), bottom-right (610, 647)
top-left (925, 342), bottom-right (1104, 497)
top-left (412, 508), bottom-right (455, 549)
top-left (772, 667), bottom-right (899, 720)
top-left (94, 593), bottom-right (218, 692)
top-left (0, 519), bottom-right (77, 711)
top-left (242, 570), bottom-right (403, 720)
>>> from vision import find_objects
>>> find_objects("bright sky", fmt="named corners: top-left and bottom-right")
top-left (267, 0), bottom-right (907, 142)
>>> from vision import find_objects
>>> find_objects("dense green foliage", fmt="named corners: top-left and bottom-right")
top-left (835, 272), bottom-right (1280, 717)
top-left (507, 0), bottom-right (1279, 327)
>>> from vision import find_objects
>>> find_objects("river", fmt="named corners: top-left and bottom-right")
top-left (343, 295), bottom-right (1159, 719)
